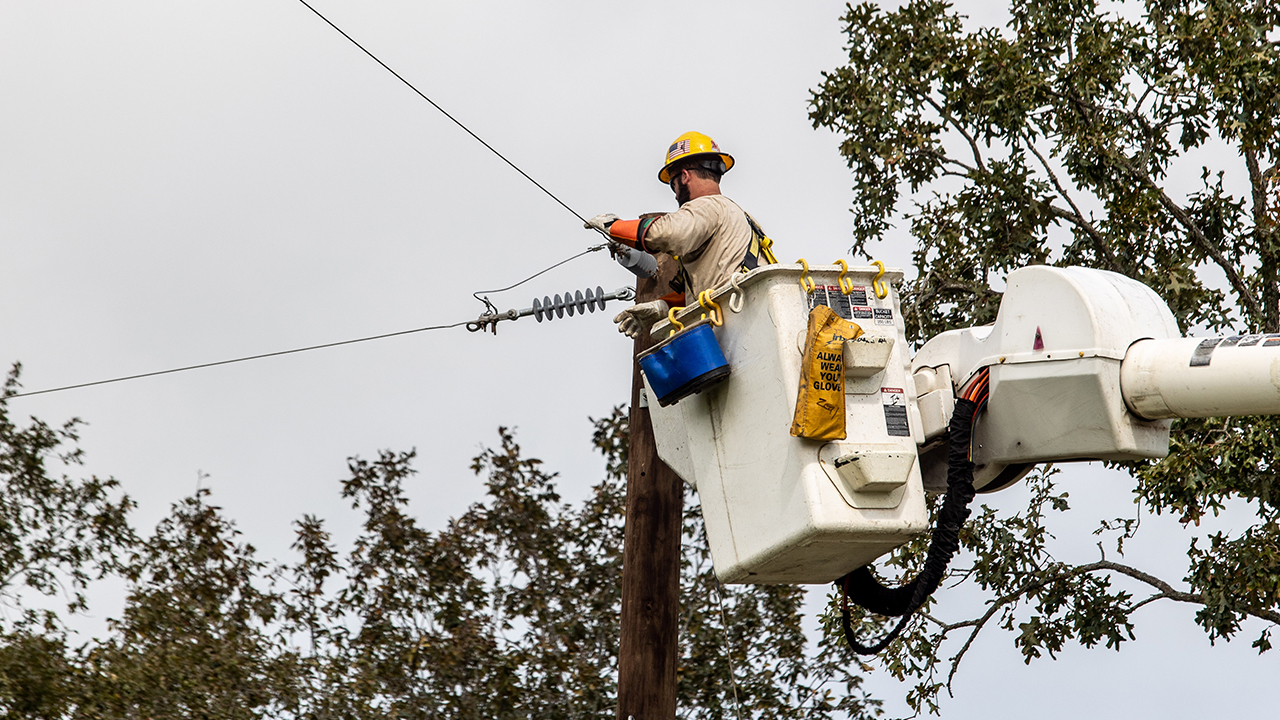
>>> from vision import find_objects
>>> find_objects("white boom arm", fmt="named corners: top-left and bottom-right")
top-left (1122, 336), bottom-right (1280, 419)
top-left (912, 265), bottom-right (1280, 491)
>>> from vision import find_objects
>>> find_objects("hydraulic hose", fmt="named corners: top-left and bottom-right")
top-left (837, 397), bottom-right (978, 654)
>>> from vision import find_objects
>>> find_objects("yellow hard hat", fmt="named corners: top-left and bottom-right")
top-left (658, 131), bottom-right (735, 183)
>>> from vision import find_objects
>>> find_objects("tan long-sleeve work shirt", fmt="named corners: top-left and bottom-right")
top-left (640, 194), bottom-right (753, 301)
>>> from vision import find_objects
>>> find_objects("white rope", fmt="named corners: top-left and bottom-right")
top-left (714, 581), bottom-right (745, 720)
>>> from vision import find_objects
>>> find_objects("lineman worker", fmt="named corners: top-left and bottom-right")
top-left (586, 131), bottom-right (775, 338)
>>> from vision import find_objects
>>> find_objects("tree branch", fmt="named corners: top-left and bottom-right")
top-left (1047, 83), bottom-right (1265, 324)
top-left (1246, 145), bottom-right (1279, 332)
top-left (1118, 158), bottom-right (1266, 325)
top-left (909, 265), bottom-right (936, 339)
top-left (1020, 134), bottom-right (1124, 273)
top-left (919, 146), bottom-right (977, 176)
top-left (941, 588), bottom-right (1009, 691)
top-left (933, 558), bottom-right (1280, 692)
top-left (922, 95), bottom-right (988, 174)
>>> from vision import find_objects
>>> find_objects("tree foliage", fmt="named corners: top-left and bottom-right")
top-left (0, 366), bottom-right (135, 622)
top-left (77, 491), bottom-right (301, 719)
top-left (809, 0), bottom-right (1280, 713)
top-left (0, 366), bottom-right (135, 718)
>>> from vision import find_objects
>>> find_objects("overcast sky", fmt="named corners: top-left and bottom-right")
top-left (1, 1), bottom-right (1274, 716)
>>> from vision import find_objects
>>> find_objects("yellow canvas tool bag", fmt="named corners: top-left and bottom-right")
top-left (790, 305), bottom-right (864, 440)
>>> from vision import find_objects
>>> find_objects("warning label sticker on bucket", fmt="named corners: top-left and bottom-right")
top-left (808, 285), bottom-right (853, 320)
top-left (881, 387), bottom-right (910, 437)
top-left (873, 308), bottom-right (894, 326)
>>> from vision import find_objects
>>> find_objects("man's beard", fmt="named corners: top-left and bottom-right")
top-left (675, 184), bottom-right (691, 205)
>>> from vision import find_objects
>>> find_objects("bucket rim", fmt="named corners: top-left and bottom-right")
top-left (650, 263), bottom-right (906, 336)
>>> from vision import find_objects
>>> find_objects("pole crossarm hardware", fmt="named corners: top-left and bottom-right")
top-left (467, 285), bottom-right (635, 334)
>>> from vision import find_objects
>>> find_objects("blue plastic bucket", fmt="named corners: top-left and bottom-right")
top-left (638, 323), bottom-right (730, 407)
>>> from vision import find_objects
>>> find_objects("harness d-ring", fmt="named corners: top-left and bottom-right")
top-left (666, 305), bottom-right (686, 337)
top-left (698, 290), bottom-right (724, 327)
top-left (871, 260), bottom-right (889, 299)
top-left (835, 259), bottom-right (855, 295)
top-left (728, 273), bottom-right (746, 313)
top-left (796, 258), bottom-right (816, 294)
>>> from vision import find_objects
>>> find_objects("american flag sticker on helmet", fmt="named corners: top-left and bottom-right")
top-left (667, 139), bottom-right (691, 161)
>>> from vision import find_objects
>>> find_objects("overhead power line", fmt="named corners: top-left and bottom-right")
top-left (3, 320), bottom-right (470, 400)
top-left (295, 0), bottom-right (591, 226)
top-left (5, 243), bottom-right (615, 400)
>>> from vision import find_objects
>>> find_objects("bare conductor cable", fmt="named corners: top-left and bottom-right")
top-left (294, 0), bottom-right (591, 226)
top-left (3, 321), bottom-right (469, 400)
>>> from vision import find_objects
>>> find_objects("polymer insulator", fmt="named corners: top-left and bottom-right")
top-left (532, 286), bottom-right (614, 322)
top-left (470, 285), bottom-right (636, 332)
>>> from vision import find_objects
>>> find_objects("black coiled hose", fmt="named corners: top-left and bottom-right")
top-left (837, 397), bottom-right (978, 654)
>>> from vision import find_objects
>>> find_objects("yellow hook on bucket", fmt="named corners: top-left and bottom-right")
top-left (835, 259), bottom-right (855, 295)
top-left (796, 258), bottom-right (816, 294)
top-left (667, 305), bottom-right (685, 337)
top-left (698, 290), bottom-right (724, 327)
top-left (871, 260), bottom-right (889, 299)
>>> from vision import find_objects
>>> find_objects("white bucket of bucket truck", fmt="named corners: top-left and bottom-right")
top-left (643, 263), bottom-right (929, 584)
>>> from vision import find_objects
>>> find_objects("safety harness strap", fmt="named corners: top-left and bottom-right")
top-left (742, 213), bottom-right (779, 270)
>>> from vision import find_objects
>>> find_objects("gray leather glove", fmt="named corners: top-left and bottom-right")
top-left (584, 213), bottom-right (620, 234)
top-left (613, 299), bottom-right (670, 339)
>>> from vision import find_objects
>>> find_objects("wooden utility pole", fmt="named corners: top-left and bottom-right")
top-left (617, 261), bottom-right (682, 720)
